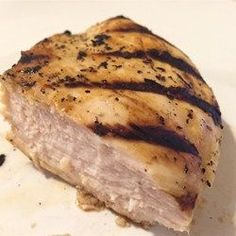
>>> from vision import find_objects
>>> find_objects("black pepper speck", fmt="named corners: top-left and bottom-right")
top-left (159, 116), bottom-right (165, 125)
top-left (98, 61), bottom-right (108, 69)
top-left (77, 51), bottom-right (87, 60)
top-left (184, 165), bottom-right (189, 174)
top-left (206, 180), bottom-right (211, 187)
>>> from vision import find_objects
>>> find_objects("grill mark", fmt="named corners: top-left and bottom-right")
top-left (107, 20), bottom-right (191, 60)
top-left (147, 49), bottom-right (203, 81)
top-left (101, 49), bottom-right (204, 82)
top-left (19, 52), bottom-right (49, 64)
top-left (89, 122), bottom-right (199, 156)
top-left (108, 25), bottom-right (152, 35)
top-left (102, 50), bottom-right (146, 59)
top-left (110, 26), bottom-right (179, 50)
top-left (107, 15), bottom-right (178, 48)
top-left (62, 77), bottom-right (221, 126)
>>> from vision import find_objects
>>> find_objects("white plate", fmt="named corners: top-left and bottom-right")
top-left (0, 1), bottom-right (236, 236)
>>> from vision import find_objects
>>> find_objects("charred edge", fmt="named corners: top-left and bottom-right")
top-left (109, 15), bottom-right (130, 20)
top-left (62, 78), bottom-right (221, 126)
top-left (63, 30), bottom-right (72, 35)
top-left (89, 122), bottom-right (199, 156)
top-left (92, 120), bottom-right (110, 136)
top-left (175, 192), bottom-right (198, 211)
top-left (19, 52), bottom-right (49, 64)
top-left (101, 49), bottom-right (204, 82)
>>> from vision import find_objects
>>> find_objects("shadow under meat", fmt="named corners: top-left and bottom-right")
top-left (150, 120), bottom-right (236, 236)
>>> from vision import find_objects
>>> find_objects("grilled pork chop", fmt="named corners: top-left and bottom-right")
top-left (0, 16), bottom-right (222, 231)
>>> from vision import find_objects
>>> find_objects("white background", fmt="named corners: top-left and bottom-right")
top-left (0, 1), bottom-right (236, 236)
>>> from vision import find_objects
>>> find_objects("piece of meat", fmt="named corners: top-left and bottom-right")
top-left (0, 16), bottom-right (222, 231)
